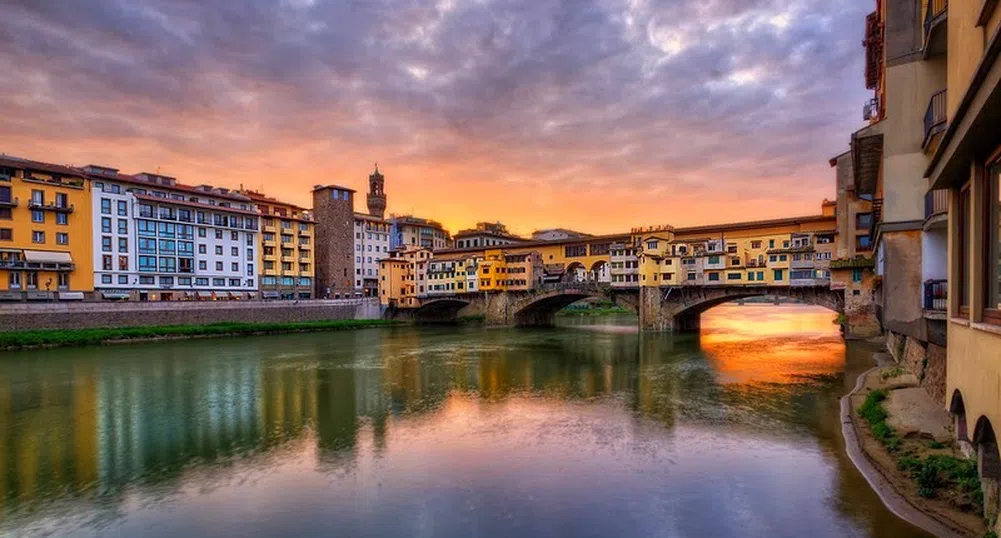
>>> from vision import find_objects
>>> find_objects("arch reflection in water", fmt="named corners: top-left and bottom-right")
top-left (0, 306), bottom-right (931, 538)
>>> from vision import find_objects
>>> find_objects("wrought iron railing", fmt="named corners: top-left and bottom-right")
top-left (924, 0), bottom-right (948, 41)
top-left (923, 89), bottom-right (947, 147)
top-left (924, 189), bottom-right (948, 220)
top-left (924, 279), bottom-right (947, 311)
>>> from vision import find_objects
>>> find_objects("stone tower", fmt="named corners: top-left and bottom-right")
top-left (312, 184), bottom-right (356, 298)
top-left (366, 164), bottom-right (386, 219)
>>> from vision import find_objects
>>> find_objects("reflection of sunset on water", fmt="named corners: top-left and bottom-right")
top-left (700, 304), bottom-right (845, 385)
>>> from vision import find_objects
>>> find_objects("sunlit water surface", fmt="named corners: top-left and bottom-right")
top-left (0, 305), bottom-right (930, 537)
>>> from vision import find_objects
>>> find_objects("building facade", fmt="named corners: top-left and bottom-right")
top-left (920, 0), bottom-right (1001, 529)
top-left (86, 167), bottom-right (259, 301)
top-left (244, 191), bottom-right (314, 299)
top-left (453, 222), bottom-right (526, 249)
top-left (312, 185), bottom-right (356, 299)
top-left (0, 156), bottom-right (93, 301)
top-left (390, 215), bottom-right (451, 250)
top-left (531, 228), bottom-right (593, 242)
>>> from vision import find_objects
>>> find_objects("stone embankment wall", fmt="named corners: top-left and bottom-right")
top-left (0, 299), bottom-right (383, 332)
top-left (887, 330), bottom-right (947, 405)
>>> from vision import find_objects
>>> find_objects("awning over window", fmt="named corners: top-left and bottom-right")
top-left (101, 291), bottom-right (130, 300)
top-left (58, 291), bottom-right (84, 301)
top-left (262, 291), bottom-right (280, 299)
top-left (23, 250), bottom-right (72, 264)
top-left (197, 291), bottom-right (214, 298)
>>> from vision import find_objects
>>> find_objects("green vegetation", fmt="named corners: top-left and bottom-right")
top-left (834, 313), bottom-right (848, 326)
top-left (880, 366), bottom-right (906, 380)
top-left (861, 387), bottom-right (983, 512)
top-left (558, 300), bottom-right (632, 317)
top-left (0, 319), bottom-right (401, 350)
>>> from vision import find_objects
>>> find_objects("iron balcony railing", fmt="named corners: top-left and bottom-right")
top-left (0, 197), bottom-right (17, 208)
top-left (924, 0), bottom-right (948, 41)
top-left (924, 279), bottom-right (947, 311)
top-left (923, 90), bottom-right (947, 148)
top-left (925, 189), bottom-right (948, 220)
top-left (28, 200), bottom-right (74, 213)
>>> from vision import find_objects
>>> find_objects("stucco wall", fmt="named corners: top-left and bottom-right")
top-left (881, 230), bottom-right (925, 338)
top-left (0, 299), bottom-right (383, 332)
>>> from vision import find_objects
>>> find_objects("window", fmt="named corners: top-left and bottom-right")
top-left (748, 272), bottom-right (755, 281)
top-left (138, 220), bottom-right (156, 236)
top-left (726, 244), bottom-right (737, 254)
top-left (118, 237), bottom-right (128, 252)
top-left (216, 261), bottom-right (223, 271)
top-left (852, 268), bottom-right (863, 283)
top-left (986, 163), bottom-right (1001, 321)
top-left (102, 255), bottom-right (112, 270)
top-left (215, 229), bottom-right (223, 239)
top-left (751, 241), bottom-right (762, 249)
top-left (198, 227), bottom-right (207, 238)
top-left (686, 272), bottom-right (696, 281)
top-left (779, 255), bottom-right (787, 262)
top-left (769, 255), bottom-right (777, 262)
top-left (118, 219), bottom-right (128, 234)
top-left (213, 278), bottom-right (226, 287)
top-left (232, 262), bottom-right (239, 272)
top-left (8, 271), bottom-right (21, 289)
top-left (231, 247), bottom-right (238, 257)
top-left (119, 275), bottom-right (129, 284)
top-left (708, 273), bottom-right (720, 282)
top-left (32, 230), bottom-right (45, 243)
top-left (247, 264), bottom-right (255, 276)
top-left (0, 228), bottom-right (11, 241)
top-left (117, 200), bottom-right (128, 216)
top-left (25, 271), bottom-right (38, 289)
top-left (31, 210), bottom-right (44, 223)
top-left (215, 246), bottom-right (223, 255)
top-left (119, 256), bottom-right (128, 270)
top-left (773, 269), bottom-right (784, 281)
top-left (726, 272), bottom-right (741, 280)
top-left (100, 217), bottom-right (111, 233)
top-left (179, 277), bottom-right (192, 286)
top-left (199, 260), bottom-right (207, 270)
top-left (56, 232), bottom-right (68, 245)
top-left (139, 256), bottom-right (156, 272)
top-left (856, 235), bottom-right (872, 250)
top-left (102, 274), bottom-right (113, 284)
top-left (646, 240), bottom-right (658, 250)
top-left (855, 212), bottom-right (873, 229)
top-left (199, 244), bottom-right (207, 254)
top-left (708, 255), bottom-right (720, 264)
top-left (58, 273), bottom-right (69, 289)
top-left (56, 212), bottom-right (68, 225)
top-left (0, 208), bottom-right (9, 220)
top-left (101, 198), bottom-right (112, 215)
top-left (195, 277), bottom-right (209, 286)
top-left (159, 257), bottom-right (176, 273)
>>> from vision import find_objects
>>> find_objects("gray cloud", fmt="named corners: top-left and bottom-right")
top-left (0, 0), bottom-right (869, 228)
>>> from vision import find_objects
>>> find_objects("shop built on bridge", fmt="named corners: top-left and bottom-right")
top-left (380, 208), bottom-right (880, 337)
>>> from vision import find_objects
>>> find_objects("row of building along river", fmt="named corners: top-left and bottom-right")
top-left (0, 305), bottom-right (932, 537)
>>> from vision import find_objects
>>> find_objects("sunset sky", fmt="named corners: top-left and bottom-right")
top-left (1, 0), bottom-right (868, 236)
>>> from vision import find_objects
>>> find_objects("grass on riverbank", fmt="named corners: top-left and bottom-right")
top-left (858, 388), bottom-right (983, 509)
top-left (0, 319), bottom-right (401, 350)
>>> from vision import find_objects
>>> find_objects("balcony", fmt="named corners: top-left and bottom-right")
top-left (924, 279), bottom-right (947, 313)
top-left (924, 189), bottom-right (948, 230)
top-left (28, 200), bottom-right (74, 213)
top-left (0, 197), bottom-right (16, 208)
top-left (923, 0), bottom-right (948, 59)
top-left (922, 90), bottom-right (947, 149)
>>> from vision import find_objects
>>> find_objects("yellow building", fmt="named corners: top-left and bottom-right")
top-left (244, 191), bottom-right (315, 299)
top-left (0, 156), bottom-right (93, 300)
top-left (922, 0), bottom-right (1001, 527)
top-left (378, 247), bottom-right (431, 307)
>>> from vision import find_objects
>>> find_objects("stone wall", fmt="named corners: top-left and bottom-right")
top-left (887, 330), bottom-right (947, 406)
top-left (0, 299), bottom-right (382, 332)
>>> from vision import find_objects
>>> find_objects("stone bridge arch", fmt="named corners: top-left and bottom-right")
top-left (391, 297), bottom-right (472, 324)
top-left (641, 285), bottom-right (845, 333)
top-left (495, 284), bottom-right (638, 327)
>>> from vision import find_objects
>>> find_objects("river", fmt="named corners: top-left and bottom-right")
top-left (0, 304), bottom-right (931, 537)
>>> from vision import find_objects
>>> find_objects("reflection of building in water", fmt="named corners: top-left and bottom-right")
top-left (0, 363), bottom-right (99, 512)
top-left (97, 357), bottom-right (267, 489)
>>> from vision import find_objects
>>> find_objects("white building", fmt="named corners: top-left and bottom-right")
top-left (85, 166), bottom-right (259, 300)
top-left (354, 213), bottom-right (391, 297)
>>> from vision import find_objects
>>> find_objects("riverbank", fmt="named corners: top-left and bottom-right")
top-left (0, 319), bottom-right (402, 351)
top-left (842, 359), bottom-right (987, 537)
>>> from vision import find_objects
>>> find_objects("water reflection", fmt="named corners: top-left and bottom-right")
top-left (0, 305), bottom-right (929, 537)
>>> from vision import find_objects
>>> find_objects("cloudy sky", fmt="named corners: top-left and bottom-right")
top-left (0, 0), bottom-right (868, 235)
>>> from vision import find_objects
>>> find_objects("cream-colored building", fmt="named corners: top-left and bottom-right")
top-left (921, 0), bottom-right (1001, 529)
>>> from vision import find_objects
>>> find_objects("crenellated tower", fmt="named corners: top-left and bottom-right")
top-left (366, 164), bottom-right (386, 219)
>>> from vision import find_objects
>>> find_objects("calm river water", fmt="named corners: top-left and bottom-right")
top-left (0, 305), bottom-right (930, 537)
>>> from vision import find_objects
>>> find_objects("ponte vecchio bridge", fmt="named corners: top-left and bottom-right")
top-left (383, 211), bottom-right (879, 337)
